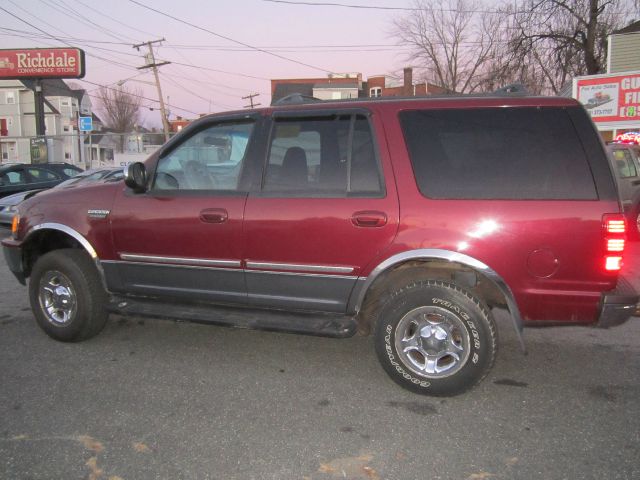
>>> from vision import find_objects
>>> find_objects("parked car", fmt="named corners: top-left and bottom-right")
top-left (2, 92), bottom-right (637, 396)
top-left (0, 163), bottom-right (83, 199)
top-left (607, 143), bottom-right (640, 240)
top-left (0, 168), bottom-right (123, 226)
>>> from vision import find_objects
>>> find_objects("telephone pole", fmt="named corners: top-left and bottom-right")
top-left (134, 38), bottom-right (171, 142)
top-left (242, 93), bottom-right (261, 109)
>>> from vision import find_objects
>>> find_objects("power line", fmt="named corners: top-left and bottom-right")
top-left (73, 0), bottom-right (159, 39)
top-left (39, 0), bottom-right (139, 43)
top-left (80, 79), bottom-right (199, 115)
top-left (127, 0), bottom-right (337, 74)
top-left (263, 0), bottom-right (635, 16)
top-left (0, 6), bottom-right (141, 72)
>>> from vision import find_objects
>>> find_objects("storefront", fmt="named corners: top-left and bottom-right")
top-left (573, 70), bottom-right (640, 144)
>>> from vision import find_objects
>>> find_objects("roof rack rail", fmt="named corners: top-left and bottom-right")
top-left (494, 84), bottom-right (529, 95)
top-left (274, 93), bottom-right (322, 106)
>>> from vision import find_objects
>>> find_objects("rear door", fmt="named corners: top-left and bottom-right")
top-left (242, 109), bottom-right (399, 313)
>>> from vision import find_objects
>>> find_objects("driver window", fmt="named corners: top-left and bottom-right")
top-left (153, 121), bottom-right (254, 191)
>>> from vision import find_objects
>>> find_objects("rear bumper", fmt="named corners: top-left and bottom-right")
top-left (1, 239), bottom-right (25, 285)
top-left (597, 276), bottom-right (639, 328)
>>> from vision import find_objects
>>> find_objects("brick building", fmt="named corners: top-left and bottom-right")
top-left (271, 68), bottom-right (445, 105)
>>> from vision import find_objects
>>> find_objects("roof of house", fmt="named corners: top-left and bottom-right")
top-left (271, 83), bottom-right (315, 105)
top-left (313, 82), bottom-right (359, 89)
top-left (613, 20), bottom-right (640, 35)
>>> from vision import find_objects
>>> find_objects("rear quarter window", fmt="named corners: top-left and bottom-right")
top-left (400, 107), bottom-right (598, 200)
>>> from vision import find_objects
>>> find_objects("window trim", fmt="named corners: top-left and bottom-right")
top-left (258, 109), bottom-right (385, 199)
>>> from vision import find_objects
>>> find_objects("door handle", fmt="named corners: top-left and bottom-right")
top-left (200, 208), bottom-right (228, 224)
top-left (351, 211), bottom-right (387, 228)
top-left (632, 179), bottom-right (640, 186)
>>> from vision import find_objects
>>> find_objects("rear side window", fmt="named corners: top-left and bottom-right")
top-left (400, 107), bottom-right (598, 200)
top-left (263, 113), bottom-right (383, 197)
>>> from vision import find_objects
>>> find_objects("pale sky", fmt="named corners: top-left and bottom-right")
top-left (1, 0), bottom-right (419, 126)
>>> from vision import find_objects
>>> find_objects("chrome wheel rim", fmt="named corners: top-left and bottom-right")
top-left (38, 271), bottom-right (77, 326)
top-left (395, 306), bottom-right (470, 379)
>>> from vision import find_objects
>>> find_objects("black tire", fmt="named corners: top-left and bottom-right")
top-left (29, 249), bottom-right (108, 342)
top-left (374, 280), bottom-right (497, 396)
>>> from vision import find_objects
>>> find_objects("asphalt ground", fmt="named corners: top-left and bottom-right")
top-left (0, 227), bottom-right (638, 480)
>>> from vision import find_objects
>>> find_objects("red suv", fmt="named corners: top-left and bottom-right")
top-left (3, 93), bottom-right (638, 396)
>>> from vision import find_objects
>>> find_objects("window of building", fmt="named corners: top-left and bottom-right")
top-left (65, 152), bottom-right (71, 159)
top-left (370, 87), bottom-right (382, 98)
top-left (263, 113), bottom-right (383, 197)
top-left (6, 92), bottom-right (15, 104)
top-left (61, 100), bottom-right (70, 107)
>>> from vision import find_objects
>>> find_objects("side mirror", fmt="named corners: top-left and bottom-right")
top-left (124, 162), bottom-right (148, 193)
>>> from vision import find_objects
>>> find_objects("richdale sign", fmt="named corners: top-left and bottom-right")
top-left (0, 48), bottom-right (85, 79)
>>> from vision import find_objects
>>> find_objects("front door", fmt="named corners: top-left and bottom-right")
top-left (109, 117), bottom-right (258, 304)
top-left (242, 110), bottom-right (399, 313)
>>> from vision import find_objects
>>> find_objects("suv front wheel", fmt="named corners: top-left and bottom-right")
top-left (374, 280), bottom-right (497, 396)
top-left (29, 249), bottom-right (108, 342)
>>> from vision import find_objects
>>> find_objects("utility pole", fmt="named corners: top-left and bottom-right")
top-left (134, 38), bottom-right (171, 142)
top-left (242, 93), bottom-right (261, 109)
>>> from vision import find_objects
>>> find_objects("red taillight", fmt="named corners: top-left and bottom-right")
top-left (606, 238), bottom-right (625, 252)
top-left (602, 214), bottom-right (626, 272)
top-left (605, 256), bottom-right (623, 271)
top-left (605, 219), bottom-right (626, 234)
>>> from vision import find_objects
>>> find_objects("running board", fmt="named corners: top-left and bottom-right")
top-left (105, 296), bottom-right (357, 338)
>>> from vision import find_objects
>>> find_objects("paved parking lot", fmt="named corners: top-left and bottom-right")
top-left (1, 228), bottom-right (638, 480)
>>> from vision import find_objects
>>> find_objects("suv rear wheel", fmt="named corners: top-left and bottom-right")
top-left (29, 249), bottom-right (108, 342)
top-left (374, 280), bottom-right (497, 396)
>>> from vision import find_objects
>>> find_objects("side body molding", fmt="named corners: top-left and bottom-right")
top-left (26, 223), bottom-right (108, 289)
top-left (354, 249), bottom-right (526, 352)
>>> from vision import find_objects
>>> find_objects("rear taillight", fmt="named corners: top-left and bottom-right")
top-left (602, 214), bottom-right (626, 272)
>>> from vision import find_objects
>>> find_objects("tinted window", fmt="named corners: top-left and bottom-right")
top-left (27, 168), bottom-right (60, 181)
top-left (263, 114), bottom-right (382, 197)
top-left (0, 170), bottom-right (25, 185)
top-left (610, 149), bottom-right (638, 178)
top-left (154, 121), bottom-right (254, 191)
top-left (400, 107), bottom-right (598, 200)
top-left (63, 167), bottom-right (81, 177)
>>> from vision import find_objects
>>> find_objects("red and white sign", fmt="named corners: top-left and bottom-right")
top-left (576, 72), bottom-right (640, 123)
top-left (0, 48), bottom-right (85, 79)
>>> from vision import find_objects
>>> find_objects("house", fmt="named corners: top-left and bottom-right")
top-left (270, 68), bottom-right (445, 105)
top-left (0, 79), bottom-right (94, 165)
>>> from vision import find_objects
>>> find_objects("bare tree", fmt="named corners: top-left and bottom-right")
top-left (392, 0), bottom-right (511, 93)
top-left (96, 85), bottom-right (143, 153)
top-left (507, 0), bottom-right (636, 94)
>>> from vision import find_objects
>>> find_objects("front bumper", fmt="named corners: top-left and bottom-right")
top-left (597, 276), bottom-right (639, 327)
top-left (1, 238), bottom-right (25, 285)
